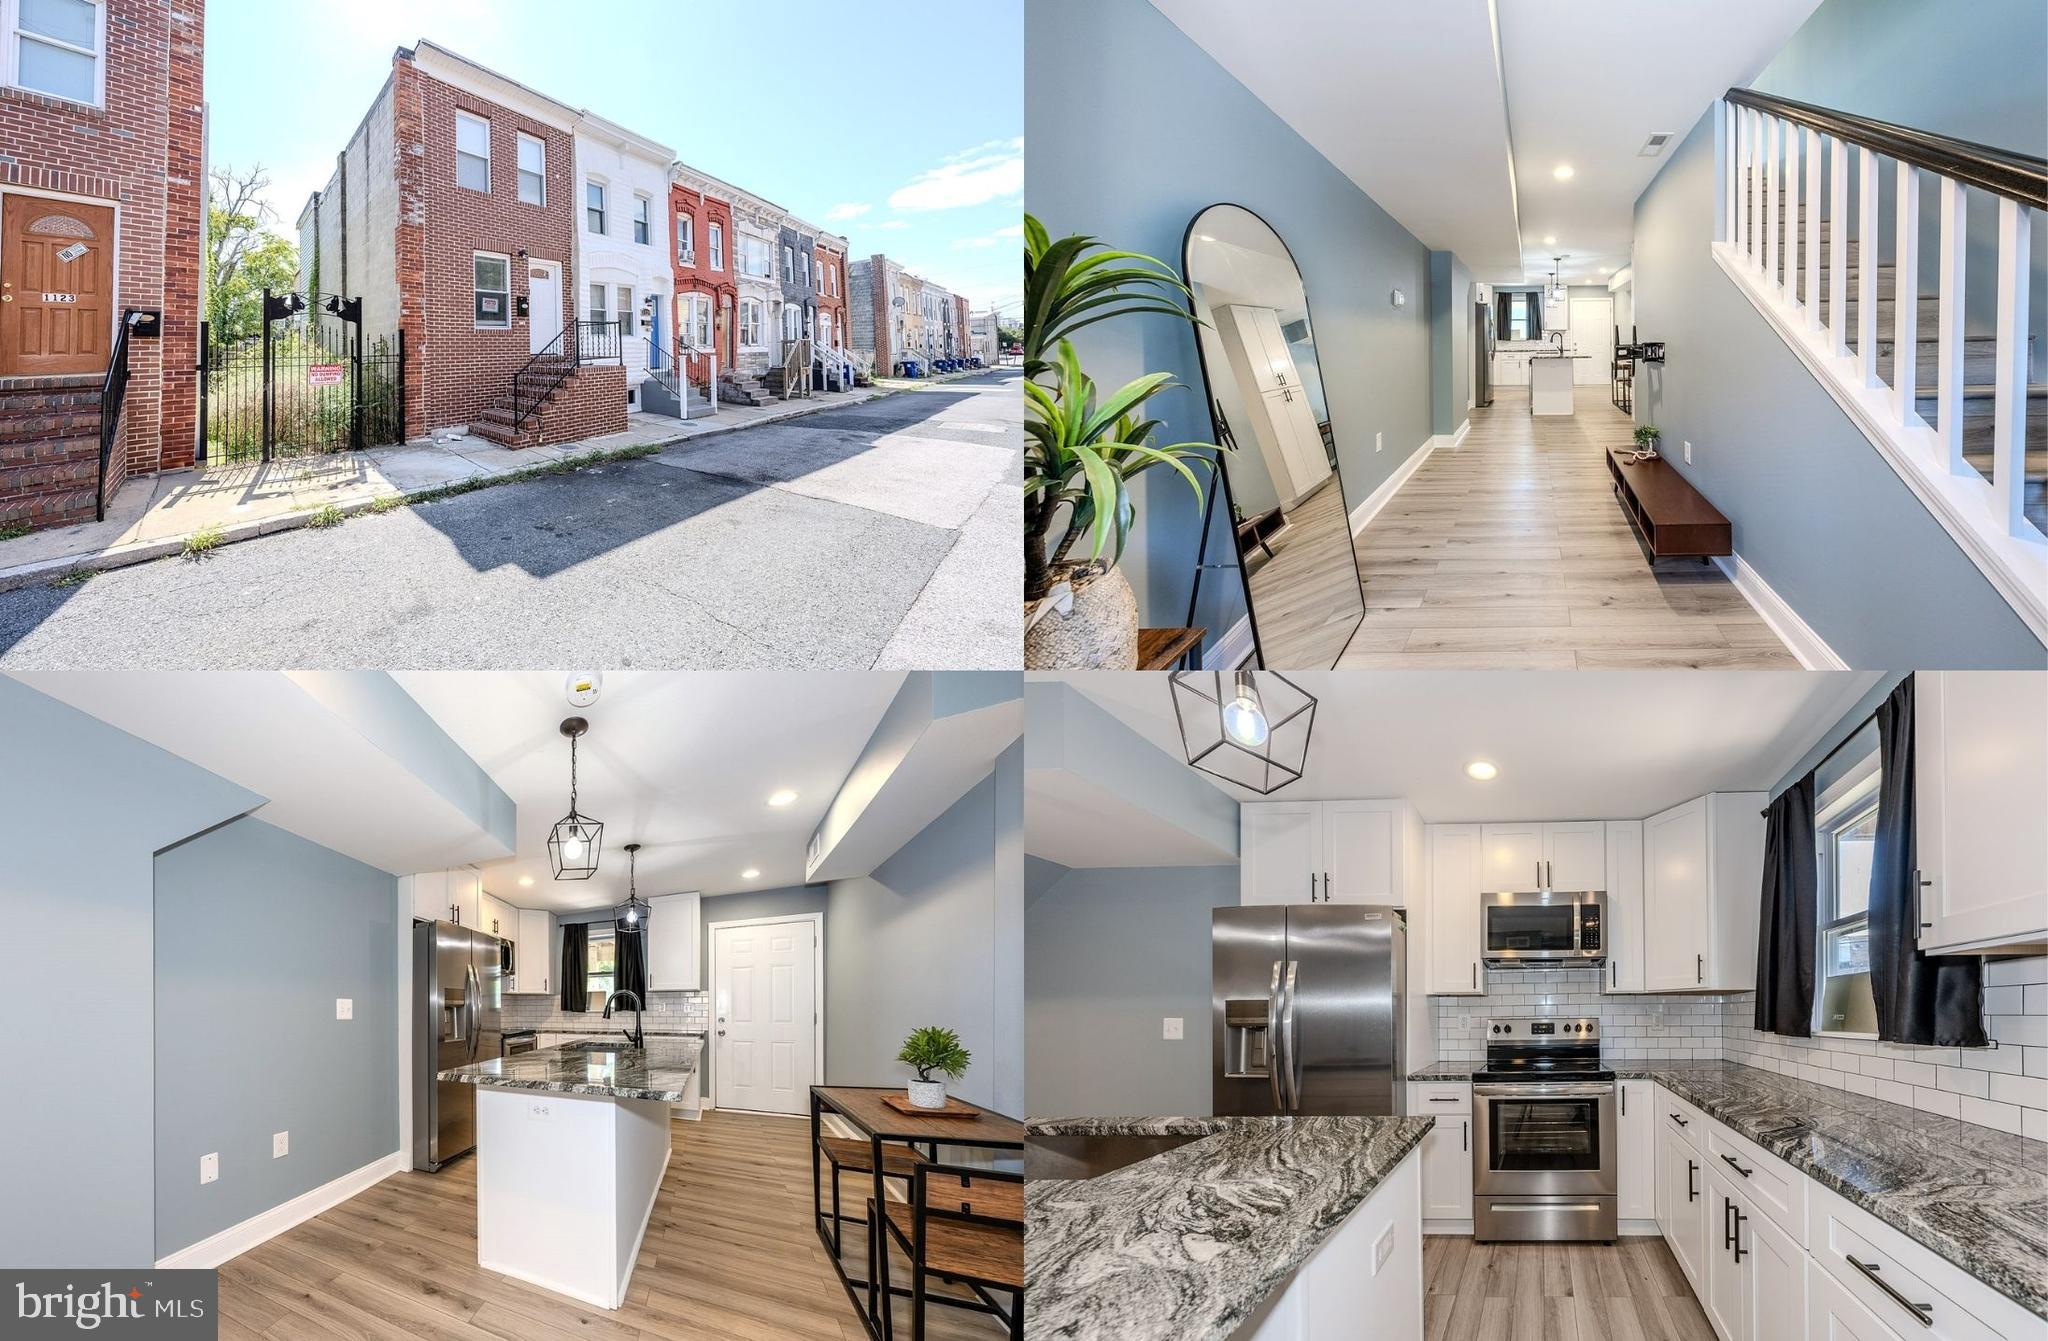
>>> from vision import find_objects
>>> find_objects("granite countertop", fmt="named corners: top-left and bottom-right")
top-left (1406, 1058), bottom-right (2047, 1318)
top-left (439, 1037), bottom-right (703, 1103)
top-left (1025, 1115), bottom-right (1434, 1341)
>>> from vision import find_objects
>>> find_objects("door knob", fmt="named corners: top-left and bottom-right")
top-left (717, 1029), bottom-right (726, 1036)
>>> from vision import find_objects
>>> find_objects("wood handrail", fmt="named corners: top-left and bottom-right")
top-left (1725, 88), bottom-right (2046, 209)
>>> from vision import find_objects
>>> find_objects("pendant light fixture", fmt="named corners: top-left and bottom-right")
top-left (1169, 670), bottom-right (1316, 794)
top-left (615, 842), bottom-right (649, 930)
top-left (547, 716), bottom-right (603, 880)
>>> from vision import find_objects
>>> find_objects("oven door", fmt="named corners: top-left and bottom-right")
top-left (1472, 1082), bottom-right (1617, 1197)
top-left (1483, 899), bottom-right (1582, 964)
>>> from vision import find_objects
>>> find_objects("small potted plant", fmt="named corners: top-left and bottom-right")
top-left (897, 1026), bottom-right (971, 1109)
top-left (1632, 424), bottom-right (1661, 458)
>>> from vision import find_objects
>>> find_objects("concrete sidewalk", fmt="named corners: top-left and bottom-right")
top-left (0, 381), bottom-right (901, 591)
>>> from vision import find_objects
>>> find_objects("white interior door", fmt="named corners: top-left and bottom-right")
top-left (1568, 296), bottom-right (1613, 384)
top-left (713, 920), bottom-right (817, 1116)
top-left (528, 261), bottom-right (562, 355)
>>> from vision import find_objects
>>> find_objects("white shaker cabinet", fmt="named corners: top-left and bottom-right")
top-left (1617, 1080), bottom-right (1655, 1222)
top-left (1602, 821), bottom-right (1646, 993)
top-left (646, 892), bottom-right (702, 992)
top-left (1915, 671), bottom-right (2048, 955)
top-left (1642, 793), bottom-right (1765, 992)
top-left (1478, 824), bottom-right (1544, 893)
top-left (1478, 821), bottom-right (1605, 893)
top-left (405, 867), bottom-right (484, 928)
top-left (1704, 1165), bottom-right (1806, 1341)
top-left (1322, 801), bottom-right (1399, 902)
top-left (1410, 1083), bottom-right (1473, 1223)
top-left (1656, 1115), bottom-right (1708, 1293)
top-left (1241, 800), bottom-right (1412, 906)
top-left (1242, 803), bottom-right (1324, 905)
top-left (407, 869), bottom-right (450, 924)
top-left (1425, 825), bottom-right (1484, 995)
top-left (511, 908), bottom-right (557, 995)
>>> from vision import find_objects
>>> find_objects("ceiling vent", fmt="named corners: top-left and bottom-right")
top-left (1639, 132), bottom-right (1675, 157)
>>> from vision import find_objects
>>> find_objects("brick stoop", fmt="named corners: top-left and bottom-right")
top-left (468, 355), bottom-right (573, 446)
top-left (469, 362), bottom-right (628, 448)
top-left (0, 375), bottom-right (107, 533)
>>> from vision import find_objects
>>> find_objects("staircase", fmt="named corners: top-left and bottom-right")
top-left (0, 374), bottom-right (106, 533)
top-left (470, 352), bottom-right (574, 446)
top-left (720, 369), bottom-right (770, 406)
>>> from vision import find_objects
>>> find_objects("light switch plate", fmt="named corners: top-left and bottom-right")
top-left (272, 1131), bottom-right (288, 1159)
top-left (199, 1153), bottom-right (218, 1185)
top-left (335, 998), bottom-right (353, 1020)
top-left (1162, 1017), bottom-right (1183, 1041)
top-left (1373, 1224), bottom-right (1396, 1274)
top-left (1683, 441), bottom-right (1693, 465)
top-left (1375, 430), bottom-right (1384, 453)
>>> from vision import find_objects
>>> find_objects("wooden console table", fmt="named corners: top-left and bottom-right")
top-left (1605, 448), bottom-right (1732, 564)
top-left (1137, 626), bottom-right (1205, 671)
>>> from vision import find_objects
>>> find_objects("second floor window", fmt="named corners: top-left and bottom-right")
top-left (586, 181), bottom-right (607, 234)
top-left (677, 214), bottom-right (695, 264)
top-left (515, 133), bottom-right (545, 206)
top-left (10, 0), bottom-right (103, 105)
top-left (782, 244), bottom-right (795, 280)
top-left (455, 111), bottom-right (490, 192)
top-left (739, 235), bottom-right (771, 279)
top-left (709, 223), bottom-right (724, 271)
top-left (633, 196), bottom-right (651, 246)
top-left (799, 252), bottom-right (810, 287)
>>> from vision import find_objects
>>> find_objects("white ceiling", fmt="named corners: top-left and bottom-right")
top-left (1188, 204), bottom-right (1310, 319)
top-left (1026, 770), bottom-right (1238, 869)
top-left (1061, 672), bottom-right (1879, 823)
top-left (1152, 0), bottom-right (1821, 286)
top-left (393, 672), bottom-right (906, 909)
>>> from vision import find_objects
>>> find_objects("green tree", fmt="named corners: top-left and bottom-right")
top-left (206, 163), bottom-right (300, 345)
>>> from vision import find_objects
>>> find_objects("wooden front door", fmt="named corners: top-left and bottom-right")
top-left (0, 197), bottom-right (116, 377)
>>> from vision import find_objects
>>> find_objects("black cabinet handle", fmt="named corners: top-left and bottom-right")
top-left (1723, 1197), bottom-right (1735, 1251)
top-left (1846, 1256), bottom-right (1934, 1328)
top-left (1697, 952), bottom-right (1703, 984)
top-left (1461, 1119), bottom-right (1468, 1153)
top-left (1669, 1112), bottom-right (1689, 1127)
top-left (1721, 1153), bottom-right (1753, 1178)
top-left (1732, 1208), bottom-right (1748, 1262)
top-left (1427, 1096), bottom-right (1461, 1104)
top-left (1687, 1159), bottom-right (1697, 1202)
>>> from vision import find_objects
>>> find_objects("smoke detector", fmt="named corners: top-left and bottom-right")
top-left (565, 673), bottom-right (603, 708)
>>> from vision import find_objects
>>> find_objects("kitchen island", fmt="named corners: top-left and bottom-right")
top-left (1026, 1115), bottom-right (1432, 1341)
top-left (1528, 353), bottom-right (1589, 415)
top-left (439, 1036), bottom-right (703, 1309)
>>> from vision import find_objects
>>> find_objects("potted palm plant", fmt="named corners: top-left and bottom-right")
top-left (897, 1025), bottom-right (971, 1109)
top-left (1024, 215), bottom-right (1220, 668)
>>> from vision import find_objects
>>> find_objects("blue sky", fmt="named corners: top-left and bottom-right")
top-left (207, 0), bottom-right (1022, 314)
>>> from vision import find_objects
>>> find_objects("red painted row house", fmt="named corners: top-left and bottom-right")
top-left (668, 164), bottom-right (738, 390)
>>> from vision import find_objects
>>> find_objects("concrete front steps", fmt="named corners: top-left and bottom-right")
top-left (0, 374), bottom-right (106, 533)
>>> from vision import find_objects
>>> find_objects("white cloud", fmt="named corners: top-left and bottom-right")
top-left (873, 220), bottom-right (910, 231)
top-left (995, 223), bottom-right (1024, 238)
top-left (888, 138), bottom-right (1024, 212)
top-left (825, 203), bottom-right (870, 221)
top-left (952, 220), bottom-right (1027, 250)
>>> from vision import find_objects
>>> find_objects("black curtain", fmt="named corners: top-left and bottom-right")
top-left (559, 922), bottom-right (588, 1013)
top-left (1527, 294), bottom-right (1543, 340)
top-left (1871, 677), bottom-right (1987, 1046)
top-left (1754, 772), bottom-right (1818, 1037)
top-left (616, 924), bottom-right (649, 1002)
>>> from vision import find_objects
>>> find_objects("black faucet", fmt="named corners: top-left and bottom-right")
top-left (601, 990), bottom-right (644, 1048)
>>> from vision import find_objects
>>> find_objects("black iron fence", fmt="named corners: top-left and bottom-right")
top-left (200, 289), bottom-right (405, 465)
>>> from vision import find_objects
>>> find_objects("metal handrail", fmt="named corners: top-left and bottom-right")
top-left (1725, 88), bottom-right (2046, 208)
top-left (96, 310), bottom-right (140, 521)
top-left (509, 320), bottom-right (626, 428)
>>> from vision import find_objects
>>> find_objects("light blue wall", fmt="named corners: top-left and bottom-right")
top-left (1027, 0), bottom-right (1434, 655)
top-left (1429, 252), bottom-right (1475, 435)
top-left (1771, 670), bottom-right (1910, 798)
top-left (154, 817), bottom-right (399, 1258)
top-left (1027, 864), bottom-right (1241, 1118)
top-left (0, 679), bottom-right (261, 1268)
top-left (1632, 113), bottom-right (2045, 667)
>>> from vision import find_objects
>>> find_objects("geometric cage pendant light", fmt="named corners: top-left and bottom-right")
top-left (547, 716), bottom-right (603, 880)
top-left (1167, 669), bottom-right (1317, 795)
top-left (615, 842), bottom-right (650, 930)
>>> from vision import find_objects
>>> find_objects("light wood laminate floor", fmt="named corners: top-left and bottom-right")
top-left (1336, 386), bottom-right (1799, 669)
top-left (1424, 1235), bottom-right (1717, 1341)
top-left (215, 1110), bottom-right (1004, 1341)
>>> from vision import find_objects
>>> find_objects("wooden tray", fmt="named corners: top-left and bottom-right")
top-left (880, 1093), bottom-right (982, 1119)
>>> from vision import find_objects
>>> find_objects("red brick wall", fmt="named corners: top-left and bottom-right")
top-left (393, 55), bottom-right (575, 436)
top-left (815, 242), bottom-right (846, 352)
top-left (0, 376), bottom-right (104, 530)
top-left (953, 294), bottom-right (970, 358)
top-left (536, 363), bottom-right (626, 445)
top-left (670, 184), bottom-right (736, 386)
top-left (0, 0), bottom-right (204, 488)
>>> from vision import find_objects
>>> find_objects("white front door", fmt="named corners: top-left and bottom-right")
top-left (1569, 295), bottom-right (1613, 385)
top-left (528, 260), bottom-right (563, 355)
top-left (713, 919), bottom-right (817, 1115)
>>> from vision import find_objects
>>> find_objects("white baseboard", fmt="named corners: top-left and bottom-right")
top-left (1712, 552), bottom-right (1846, 670)
top-left (154, 1150), bottom-right (406, 1268)
top-left (1349, 435), bottom-right (1441, 536)
top-left (1203, 615), bottom-right (1256, 670)
top-left (1445, 418), bottom-right (1470, 450)
top-left (1421, 1219), bottom-right (1474, 1237)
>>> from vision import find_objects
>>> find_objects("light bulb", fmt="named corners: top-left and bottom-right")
top-left (1221, 672), bottom-right (1270, 748)
top-left (562, 837), bottom-right (585, 862)
top-left (624, 906), bottom-right (638, 924)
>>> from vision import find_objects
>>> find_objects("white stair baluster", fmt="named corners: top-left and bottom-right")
top-left (1936, 176), bottom-right (1967, 474)
top-left (1804, 127), bottom-right (1823, 330)
top-left (1763, 116), bottom-right (1777, 283)
top-left (1725, 101), bottom-right (1739, 245)
top-left (1829, 136), bottom-right (1848, 358)
top-left (1993, 197), bottom-right (2034, 537)
top-left (1858, 147), bottom-right (1880, 388)
top-left (1784, 119), bottom-right (1801, 303)
top-left (1744, 108), bottom-right (1759, 262)
top-left (1893, 160), bottom-right (1921, 425)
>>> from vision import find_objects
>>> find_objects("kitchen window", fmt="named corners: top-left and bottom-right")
top-left (586, 180), bottom-right (607, 234)
top-left (709, 222), bottom-right (724, 271)
top-left (455, 111), bottom-right (491, 193)
top-left (7, 0), bottom-right (104, 106)
top-left (515, 133), bottom-right (545, 206)
top-left (1814, 724), bottom-right (1880, 1036)
top-left (632, 195), bottom-right (651, 246)
top-left (473, 253), bottom-right (510, 329)
top-left (676, 214), bottom-right (695, 265)
top-left (585, 927), bottom-right (617, 1013)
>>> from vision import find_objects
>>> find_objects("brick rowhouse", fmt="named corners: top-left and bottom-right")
top-left (669, 167), bottom-right (737, 389)
top-left (0, 0), bottom-right (205, 533)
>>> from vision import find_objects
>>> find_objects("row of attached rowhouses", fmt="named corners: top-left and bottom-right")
top-left (294, 41), bottom-right (863, 447)
top-left (848, 255), bottom-right (975, 380)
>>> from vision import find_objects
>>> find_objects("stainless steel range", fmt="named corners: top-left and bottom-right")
top-left (1471, 1016), bottom-right (1617, 1242)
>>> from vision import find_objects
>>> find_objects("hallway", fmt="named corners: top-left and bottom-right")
top-left (1337, 387), bottom-right (1799, 669)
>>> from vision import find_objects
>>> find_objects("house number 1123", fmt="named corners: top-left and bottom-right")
top-left (41, 293), bottom-right (77, 303)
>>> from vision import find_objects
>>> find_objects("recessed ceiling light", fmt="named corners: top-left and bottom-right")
top-left (518, 875), bottom-right (534, 887)
top-left (742, 868), bottom-right (760, 880)
top-left (1466, 760), bottom-right (1499, 781)
top-left (767, 789), bottom-right (798, 807)
top-left (1598, 266), bottom-right (1613, 275)
top-left (1553, 164), bottom-right (1575, 180)
top-left (1543, 235), bottom-right (1557, 246)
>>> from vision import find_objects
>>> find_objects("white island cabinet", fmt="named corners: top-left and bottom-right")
top-left (1234, 1150), bottom-right (1423, 1341)
top-left (1529, 356), bottom-right (1584, 415)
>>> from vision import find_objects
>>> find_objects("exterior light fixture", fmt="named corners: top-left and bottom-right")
top-left (547, 717), bottom-right (603, 880)
top-left (1466, 760), bottom-right (1499, 781)
top-left (615, 842), bottom-right (649, 928)
top-left (1169, 670), bottom-right (1316, 795)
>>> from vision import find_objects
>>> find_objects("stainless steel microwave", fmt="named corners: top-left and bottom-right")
top-left (1482, 890), bottom-right (1605, 966)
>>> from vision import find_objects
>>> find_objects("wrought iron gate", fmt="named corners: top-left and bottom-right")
top-left (199, 289), bottom-right (405, 465)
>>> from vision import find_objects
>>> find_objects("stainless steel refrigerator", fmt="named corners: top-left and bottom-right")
top-left (1213, 904), bottom-right (1405, 1116)
top-left (412, 920), bottom-right (504, 1171)
top-left (1474, 299), bottom-right (1495, 408)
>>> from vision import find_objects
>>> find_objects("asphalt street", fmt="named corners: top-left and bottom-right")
top-left (0, 372), bottom-right (1022, 669)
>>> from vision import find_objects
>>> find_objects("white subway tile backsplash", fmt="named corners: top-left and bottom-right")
top-left (501, 989), bottom-right (710, 1035)
top-left (1957, 1095), bottom-right (2025, 1135)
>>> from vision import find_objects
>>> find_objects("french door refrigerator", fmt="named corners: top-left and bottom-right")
top-left (1213, 904), bottom-right (1405, 1116)
top-left (412, 920), bottom-right (504, 1170)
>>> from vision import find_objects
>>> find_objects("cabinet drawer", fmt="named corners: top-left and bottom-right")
top-left (1808, 1181), bottom-right (2033, 1340)
top-left (1410, 1082), bottom-right (1471, 1114)
top-left (1655, 1085), bottom-right (1704, 1151)
top-left (1703, 1121), bottom-right (1805, 1246)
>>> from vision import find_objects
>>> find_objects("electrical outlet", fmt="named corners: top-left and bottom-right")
top-left (335, 998), bottom-right (353, 1020)
top-left (1683, 440), bottom-right (1693, 465)
top-left (1375, 430), bottom-right (1384, 453)
top-left (199, 1153), bottom-right (218, 1185)
top-left (1373, 1224), bottom-right (1396, 1274)
top-left (272, 1131), bottom-right (288, 1159)
top-left (1162, 1017), bottom-right (1184, 1041)
top-left (528, 1101), bottom-right (554, 1122)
